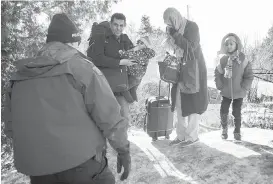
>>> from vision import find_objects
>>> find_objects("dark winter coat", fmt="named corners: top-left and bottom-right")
top-left (3, 42), bottom-right (129, 176)
top-left (87, 21), bottom-right (136, 103)
top-left (171, 20), bottom-right (209, 117)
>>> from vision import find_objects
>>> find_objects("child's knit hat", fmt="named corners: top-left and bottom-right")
top-left (137, 36), bottom-right (151, 48)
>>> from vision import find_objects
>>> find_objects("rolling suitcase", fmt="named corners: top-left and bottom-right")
top-left (144, 80), bottom-right (173, 141)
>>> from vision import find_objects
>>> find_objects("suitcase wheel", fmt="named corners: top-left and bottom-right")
top-left (152, 134), bottom-right (158, 141)
top-left (152, 136), bottom-right (158, 141)
top-left (143, 124), bottom-right (147, 132)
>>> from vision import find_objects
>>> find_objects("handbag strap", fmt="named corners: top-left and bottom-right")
top-left (158, 80), bottom-right (171, 101)
top-left (159, 80), bottom-right (161, 97)
top-left (183, 41), bottom-right (189, 63)
top-left (183, 41), bottom-right (196, 62)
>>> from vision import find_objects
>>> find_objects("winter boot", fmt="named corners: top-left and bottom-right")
top-left (234, 132), bottom-right (241, 141)
top-left (221, 127), bottom-right (228, 139)
top-left (220, 113), bottom-right (229, 139)
top-left (234, 117), bottom-right (241, 141)
top-left (232, 98), bottom-right (243, 141)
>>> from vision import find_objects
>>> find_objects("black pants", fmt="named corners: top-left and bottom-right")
top-left (220, 96), bottom-right (243, 133)
top-left (30, 156), bottom-right (115, 184)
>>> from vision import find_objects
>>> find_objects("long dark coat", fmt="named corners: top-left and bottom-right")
top-left (171, 20), bottom-right (208, 117)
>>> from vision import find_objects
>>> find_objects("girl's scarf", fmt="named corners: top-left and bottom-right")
top-left (224, 50), bottom-right (241, 79)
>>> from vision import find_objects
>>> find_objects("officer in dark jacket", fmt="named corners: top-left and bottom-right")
top-left (3, 13), bottom-right (131, 184)
top-left (88, 13), bottom-right (136, 131)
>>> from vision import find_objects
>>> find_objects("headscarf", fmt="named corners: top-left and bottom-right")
top-left (163, 7), bottom-right (187, 36)
top-left (162, 8), bottom-right (187, 59)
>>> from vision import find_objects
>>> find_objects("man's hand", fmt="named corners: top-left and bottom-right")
top-left (117, 152), bottom-right (131, 181)
top-left (120, 59), bottom-right (137, 66)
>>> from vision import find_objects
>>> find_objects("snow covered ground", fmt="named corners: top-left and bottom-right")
top-left (108, 128), bottom-right (273, 184)
top-left (2, 128), bottom-right (273, 184)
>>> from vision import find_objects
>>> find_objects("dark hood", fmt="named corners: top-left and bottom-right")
top-left (12, 42), bottom-right (78, 80)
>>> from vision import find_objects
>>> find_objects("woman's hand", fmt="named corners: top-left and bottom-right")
top-left (166, 26), bottom-right (176, 36)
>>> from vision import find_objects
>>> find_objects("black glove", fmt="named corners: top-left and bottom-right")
top-left (117, 152), bottom-right (131, 181)
top-left (166, 26), bottom-right (176, 36)
top-left (169, 27), bottom-right (176, 36)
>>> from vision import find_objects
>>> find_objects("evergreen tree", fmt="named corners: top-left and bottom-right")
top-left (1, 0), bottom-right (118, 174)
top-left (138, 15), bottom-right (153, 36)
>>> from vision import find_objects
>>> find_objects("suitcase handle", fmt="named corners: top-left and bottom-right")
top-left (158, 80), bottom-right (171, 102)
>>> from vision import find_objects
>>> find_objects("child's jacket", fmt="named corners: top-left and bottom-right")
top-left (214, 33), bottom-right (254, 99)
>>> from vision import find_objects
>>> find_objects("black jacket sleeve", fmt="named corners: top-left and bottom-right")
top-left (88, 34), bottom-right (121, 68)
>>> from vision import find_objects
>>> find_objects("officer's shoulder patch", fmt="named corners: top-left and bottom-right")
top-left (92, 66), bottom-right (103, 76)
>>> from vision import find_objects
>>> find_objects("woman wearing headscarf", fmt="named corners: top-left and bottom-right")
top-left (163, 7), bottom-right (208, 146)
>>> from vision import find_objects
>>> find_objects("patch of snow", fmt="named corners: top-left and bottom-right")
top-left (129, 131), bottom-right (198, 183)
top-left (108, 128), bottom-right (273, 184)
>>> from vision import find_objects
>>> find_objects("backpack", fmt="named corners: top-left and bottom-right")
top-left (86, 21), bottom-right (134, 93)
top-left (86, 21), bottom-right (110, 57)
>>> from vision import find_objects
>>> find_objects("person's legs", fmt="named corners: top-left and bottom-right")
top-left (71, 156), bottom-right (115, 184)
top-left (30, 157), bottom-right (115, 184)
top-left (178, 113), bottom-right (201, 147)
top-left (232, 98), bottom-right (243, 140)
top-left (170, 85), bottom-right (186, 145)
top-left (185, 113), bottom-right (200, 142)
top-left (220, 96), bottom-right (232, 139)
top-left (91, 157), bottom-right (116, 184)
top-left (30, 174), bottom-right (58, 184)
top-left (115, 95), bottom-right (130, 130)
